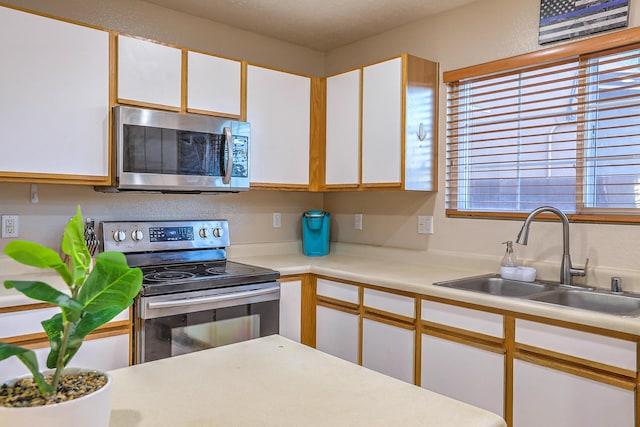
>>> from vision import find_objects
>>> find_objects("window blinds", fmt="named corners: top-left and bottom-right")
top-left (446, 42), bottom-right (640, 220)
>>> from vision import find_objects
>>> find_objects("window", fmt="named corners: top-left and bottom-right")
top-left (445, 32), bottom-right (640, 222)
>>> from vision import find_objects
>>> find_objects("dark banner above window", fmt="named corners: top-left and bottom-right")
top-left (539, 0), bottom-right (629, 45)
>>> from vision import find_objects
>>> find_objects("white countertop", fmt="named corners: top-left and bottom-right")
top-left (108, 335), bottom-right (506, 427)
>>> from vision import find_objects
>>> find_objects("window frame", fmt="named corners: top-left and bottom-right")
top-left (444, 26), bottom-right (640, 224)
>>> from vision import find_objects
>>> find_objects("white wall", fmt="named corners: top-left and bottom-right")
top-left (324, 0), bottom-right (640, 287)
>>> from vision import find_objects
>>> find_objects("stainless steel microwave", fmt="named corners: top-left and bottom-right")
top-left (96, 106), bottom-right (250, 193)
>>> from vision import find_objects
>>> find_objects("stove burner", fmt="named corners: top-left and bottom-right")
top-left (144, 271), bottom-right (197, 282)
top-left (164, 264), bottom-right (199, 271)
top-left (205, 264), bottom-right (226, 275)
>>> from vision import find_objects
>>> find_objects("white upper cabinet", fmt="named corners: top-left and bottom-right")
top-left (362, 57), bottom-right (403, 185)
top-left (117, 34), bottom-right (182, 109)
top-left (246, 65), bottom-right (311, 187)
top-left (325, 69), bottom-right (361, 187)
top-left (187, 51), bottom-right (242, 117)
top-left (323, 55), bottom-right (438, 191)
top-left (0, 6), bottom-right (109, 180)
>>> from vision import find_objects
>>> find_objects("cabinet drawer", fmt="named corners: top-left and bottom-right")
top-left (421, 300), bottom-right (503, 338)
top-left (0, 307), bottom-right (129, 339)
top-left (0, 307), bottom-right (59, 338)
top-left (364, 288), bottom-right (414, 317)
top-left (516, 319), bottom-right (636, 371)
top-left (316, 279), bottom-right (359, 304)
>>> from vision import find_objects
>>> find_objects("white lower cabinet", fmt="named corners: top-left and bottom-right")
top-left (0, 334), bottom-right (130, 383)
top-left (513, 359), bottom-right (634, 427)
top-left (279, 279), bottom-right (302, 342)
top-left (316, 305), bottom-right (359, 364)
top-left (362, 318), bottom-right (414, 383)
top-left (421, 334), bottom-right (504, 418)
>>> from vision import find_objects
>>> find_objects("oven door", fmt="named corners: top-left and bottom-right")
top-left (134, 282), bottom-right (279, 364)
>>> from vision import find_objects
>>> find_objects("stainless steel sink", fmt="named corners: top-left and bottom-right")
top-left (528, 289), bottom-right (640, 317)
top-left (434, 274), bottom-right (640, 317)
top-left (433, 274), bottom-right (556, 298)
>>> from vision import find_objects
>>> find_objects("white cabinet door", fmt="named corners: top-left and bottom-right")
top-left (325, 70), bottom-right (361, 186)
top-left (0, 6), bottom-right (109, 178)
top-left (117, 34), bottom-right (182, 109)
top-left (361, 57), bottom-right (402, 184)
top-left (421, 334), bottom-right (504, 418)
top-left (0, 334), bottom-right (130, 383)
top-left (316, 305), bottom-right (359, 364)
top-left (362, 318), bottom-right (414, 383)
top-left (279, 280), bottom-right (302, 342)
top-left (513, 359), bottom-right (634, 427)
top-left (187, 51), bottom-right (241, 116)
top-left (246, 65), bottom-right (311, 186)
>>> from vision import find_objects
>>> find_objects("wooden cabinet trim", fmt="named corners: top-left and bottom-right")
top-left (0, 302), bottom-right (53, 314)
top-left (516, 350), bottom-right (636, 391)
top-left (115, 98), bottom-right (182, 112)
top-left (363, 307), bottom-right (414, 330)
top-left (422, 320), bottom-right (504, 350)
top-left (3, 320), bottom-right (130, 350)
top-left (317, 295), bottom-right (359, 315)
top-left (516, 342), bottom-right (636, 381)
top-left (249, 183), bottom-right (310, 191)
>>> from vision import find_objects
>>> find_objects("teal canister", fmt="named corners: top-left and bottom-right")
top-left (302, 210), bottom-right (330, 256)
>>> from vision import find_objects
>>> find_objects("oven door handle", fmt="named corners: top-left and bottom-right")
top-left (222, 127), bottom-right (233, 185)
top-left (146, 285), bottom-right (279, 310)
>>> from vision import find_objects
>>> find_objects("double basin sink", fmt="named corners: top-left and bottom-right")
top-left (433, 274), bottom-right (640, 317)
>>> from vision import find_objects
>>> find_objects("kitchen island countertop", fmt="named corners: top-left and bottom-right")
top-left (108, 335), bottom-right (506, 427)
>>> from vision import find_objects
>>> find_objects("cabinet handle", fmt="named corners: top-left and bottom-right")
top-left (223, 127), bottom-right (233, 184)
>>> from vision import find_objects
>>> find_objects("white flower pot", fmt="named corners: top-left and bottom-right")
top-left (0, 368), bottom-right (112, 427)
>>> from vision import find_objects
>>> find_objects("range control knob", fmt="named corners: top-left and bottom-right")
top-left (113, 230), bottom-right (126, 242)
top-left (199, 228), bottom-right (210, 238)
top-left (213, 227), bottom-right (225, 238)
top-left (131, 230), bottom-right (144, 241)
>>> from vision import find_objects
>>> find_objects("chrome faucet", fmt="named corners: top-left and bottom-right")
top-left (516, 206), bottom-right (588, 286)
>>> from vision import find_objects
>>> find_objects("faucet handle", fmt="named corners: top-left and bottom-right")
top-left (570, 257), bottom-right (589, 277)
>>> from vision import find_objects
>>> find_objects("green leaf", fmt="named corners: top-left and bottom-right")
top-left (0, 342), bottom-right (53, 394)
top-left (60, 206), bottom-right (91, 287)
top-left (43, 307), bottom-right (125, 369)
top-left (3, 240), bottom-right (73, 286)
top-left (77, 251), bottom-right (142, 312)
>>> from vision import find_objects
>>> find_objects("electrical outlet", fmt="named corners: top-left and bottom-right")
top-left (418, 216), bottom-right (434, 234)
top-left (272, 212), bottom-right (282, 228)
top-left (2, 215), bottom-right (19, 238)
top-left (354, 213), bottom-right (363, 230)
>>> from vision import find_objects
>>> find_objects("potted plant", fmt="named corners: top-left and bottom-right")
top-left (0, 206), bottom-right (142, 427)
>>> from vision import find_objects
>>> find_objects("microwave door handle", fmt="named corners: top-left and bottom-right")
top-left (222, 127), bottom-right (233, 184)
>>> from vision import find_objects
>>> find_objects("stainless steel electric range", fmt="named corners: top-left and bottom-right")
top-left (100, 219), bottom-right (280, 364)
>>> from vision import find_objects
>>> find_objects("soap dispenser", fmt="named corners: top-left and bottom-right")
top-left (500, 241), bottom-right (518, 280)
top-left (501, 241), bottom-right (518, 268)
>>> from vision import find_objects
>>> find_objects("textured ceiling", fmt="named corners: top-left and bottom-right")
top-left (143, 0), bottom-right (479, 51)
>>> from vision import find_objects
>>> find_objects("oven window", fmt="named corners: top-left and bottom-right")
top-left (171, 314), bottom-right (260, 357)
top-left (139, 299), bottom-right (278, 363)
